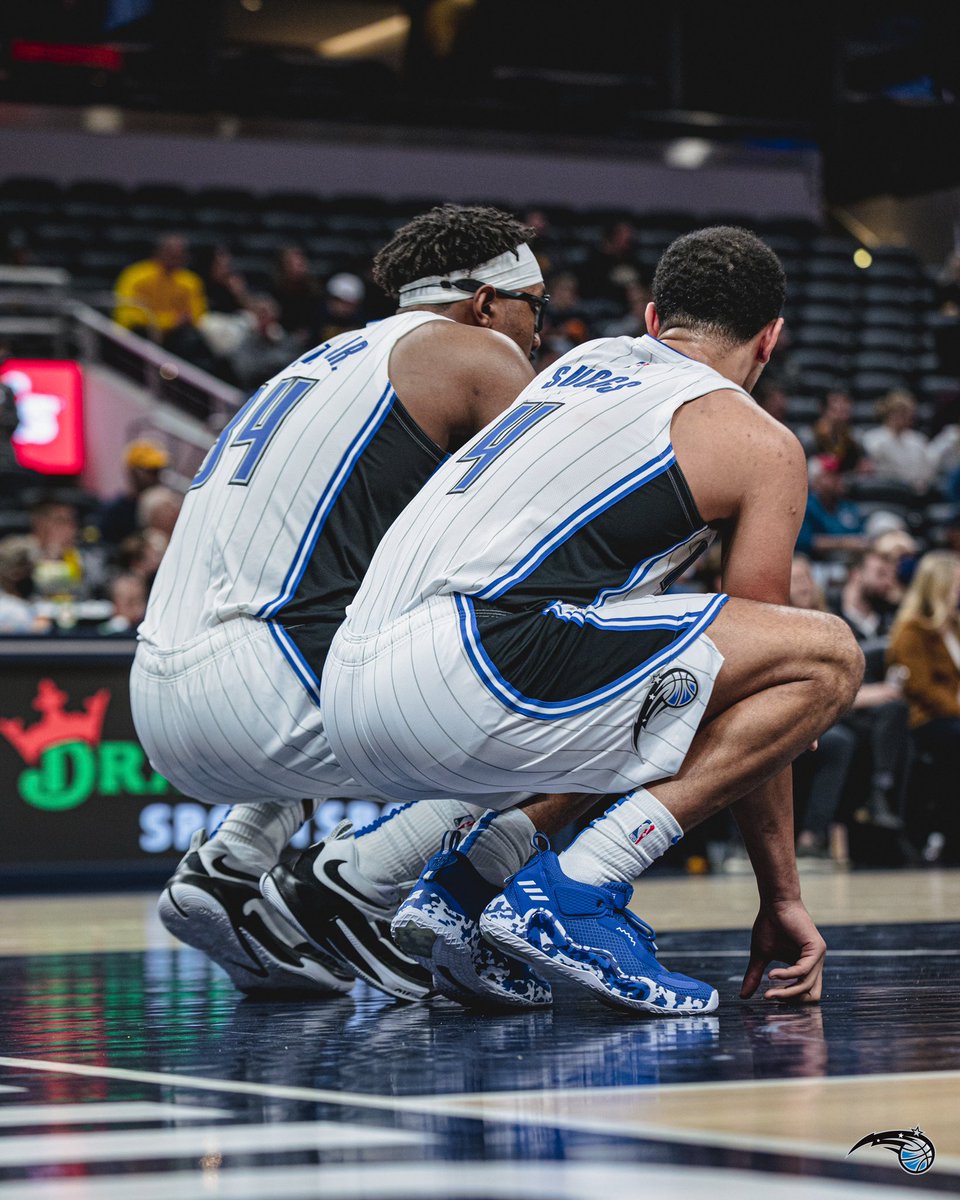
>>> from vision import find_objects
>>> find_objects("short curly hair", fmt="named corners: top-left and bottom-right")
top-left (373, 204), bottom-right (535, 299)
top-left (652, 226), bottom-right (785, 345)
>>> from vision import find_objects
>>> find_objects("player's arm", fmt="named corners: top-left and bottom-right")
top-left (724, 421), bottom-right (826, 1000)
top-left (674, 393), bottom-right (825, 1002)
top-left (389, 322), bottom-right (534, 452)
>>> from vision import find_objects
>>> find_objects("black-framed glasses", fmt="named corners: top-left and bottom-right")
top-left (441, 278), bottom-right (551, 332)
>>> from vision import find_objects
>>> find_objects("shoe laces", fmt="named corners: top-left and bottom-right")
top-left (599, 881), bottom-right (657, 948)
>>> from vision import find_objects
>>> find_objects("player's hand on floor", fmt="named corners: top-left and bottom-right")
top-left (740, 898), bottom-right (826, 1004)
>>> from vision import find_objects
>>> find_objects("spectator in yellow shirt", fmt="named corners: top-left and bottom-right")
top-left (114, 235), bottom-right (221, 374)
top-left (114, 234), bottom-right (207, 338)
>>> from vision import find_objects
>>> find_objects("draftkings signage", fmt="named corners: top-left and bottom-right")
top-left (0, 648), bottom-right (388, 880)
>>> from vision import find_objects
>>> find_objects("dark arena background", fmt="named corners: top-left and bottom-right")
top-left (1, 2), bottom-right (959, 1197)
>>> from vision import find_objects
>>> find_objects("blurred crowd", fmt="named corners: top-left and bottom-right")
top-left (111, 234), bottom-right (380, 389)
top-left (1, 210), bottom-right (959, 869)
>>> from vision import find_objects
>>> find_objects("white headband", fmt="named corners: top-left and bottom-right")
top-left (397, 243), bottom-right (543, 309)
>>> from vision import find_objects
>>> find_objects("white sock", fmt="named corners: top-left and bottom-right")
top-left (353, 798), bottom-right (485, 886)
top-left (458, 808), bottom-right (536, 885)
top-left (210, 798), bottom-right (317, 873)
top-left (558, 789), bottom-right (682, 886)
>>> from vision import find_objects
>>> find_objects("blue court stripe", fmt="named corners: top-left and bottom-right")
top-left (267, 621), bottom-right (323, 708)
top-left (475, 446), bottom-right (676, 601)
top-left (258, 383), bottom-right (396, 619)
top-left (456, 592), bottom-right (727, 720)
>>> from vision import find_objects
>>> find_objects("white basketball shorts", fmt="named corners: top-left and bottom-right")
top-left (130, 616), bottom-right (374, 804)
top-left (322, 591), bottom-right (727, 802)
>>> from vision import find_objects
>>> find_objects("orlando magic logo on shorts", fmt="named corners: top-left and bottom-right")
top-left (633, 668), bottom-right (699, 750)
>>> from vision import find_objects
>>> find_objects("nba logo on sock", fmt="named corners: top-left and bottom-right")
top-left (631, 820), bottom-right (656, 845)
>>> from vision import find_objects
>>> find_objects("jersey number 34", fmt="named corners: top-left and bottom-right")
top-left (191, 377), bottom-right (316, 489)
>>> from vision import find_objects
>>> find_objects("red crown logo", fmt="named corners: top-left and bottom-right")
top-left (0, 678), bottom-right (110, 764)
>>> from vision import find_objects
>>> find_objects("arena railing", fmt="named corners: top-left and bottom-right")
top-left (0, 264), bottom-right (244, 426)
top-left (71, 302), bottom-right (244, 427)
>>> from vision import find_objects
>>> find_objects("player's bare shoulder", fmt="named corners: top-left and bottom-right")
top-left (388, 319), bottom-right (534, 450)
top-left (671, 387), bottom-right (806, 524)
top-left (391, 319), bottom-right (531, 383)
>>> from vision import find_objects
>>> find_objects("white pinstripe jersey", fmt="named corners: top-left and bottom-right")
top-left (139, 311), bottom-right (447, 650)
top-left (348, 334), bottom-right (751, 634)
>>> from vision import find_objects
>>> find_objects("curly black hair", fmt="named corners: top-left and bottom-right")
top-left (373, 204), bottom-right (535, 299)
top-left (652, 226), bottom-right (785, 345)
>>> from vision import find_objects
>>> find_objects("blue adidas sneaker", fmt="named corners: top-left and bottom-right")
top-left (478, 840), bottom-right (718, 1016)
top-left (391, 844), bottom-right (552, 1010)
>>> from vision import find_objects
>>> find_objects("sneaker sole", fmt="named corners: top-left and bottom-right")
top-left (479, 899), bottom-right (718, 1017)
top-left (260, 874), bottom-right (430, 1004)
top-left (391, 907), bottom-right (475, 1006)
top-left (158, 883), bottom-right (352, 995)
top-left (393, 900), bottom-right (551, 1011)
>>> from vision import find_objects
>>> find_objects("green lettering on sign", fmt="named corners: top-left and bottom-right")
top-left (20, 741), bottom-right (97, 810)
top-left (100, 742), bottom-right (146, 794)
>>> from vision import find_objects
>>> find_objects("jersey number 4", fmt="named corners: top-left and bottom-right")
top-left (448, 400), bottom-right (562, 494)
top-left (191, 377), bottom-right (316, 489)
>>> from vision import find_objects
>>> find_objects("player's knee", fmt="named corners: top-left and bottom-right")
top-left (817, 614), bottom-right (864, 711)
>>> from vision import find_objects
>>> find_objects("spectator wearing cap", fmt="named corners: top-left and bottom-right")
top-left (796, 454), bottom-right (869, 560)
top-left (319, 272), bottom-right (366, 342)
top-left (862, 389), bottom-right (960, 495)
top-left (96, 440), bottom-right (170, 546)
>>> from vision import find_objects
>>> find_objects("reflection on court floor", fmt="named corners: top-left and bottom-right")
top-left (0, 881), bottom-right (958, 1199)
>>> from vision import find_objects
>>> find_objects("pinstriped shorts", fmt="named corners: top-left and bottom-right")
top-left (322, 591), bottom-right (727, 803)
top-left (130, 616), bottom-right (379, 805)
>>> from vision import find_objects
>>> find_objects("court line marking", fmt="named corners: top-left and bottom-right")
top-left (0, 1057), bottom-right (423, 1113)
top-left (666, 949), bottom-right (960, 958)
top-left (4, 1055), bottom-right (960, 1105)
top-left (0, 1161), bottom-right (952, 1200)
top-left (0, 1120), bottom-right (423, 1168)
top-left (0, 1102), bottom-right (232, 1127)
top-left (0, 1086), bottom-right (26, 1094)
top-left (2, 1056), bottom-right (958, 1176)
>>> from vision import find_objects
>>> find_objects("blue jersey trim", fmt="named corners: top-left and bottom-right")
top-left (258, 383), bottom-right (396, 619)
top-left (589, 529), bottom-right (707, 610)
top-left (543, 600), bottom-right (709, 632)
top-left (267, 621), bottom-right (323, 708)
top-left (475, 445), bottom-right (676, 601)
top-left (455, 592), bottom-right (727, 720)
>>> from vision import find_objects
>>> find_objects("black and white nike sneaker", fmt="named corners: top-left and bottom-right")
top-left (158, 829), bottom-right (355, 995)
top-left (261, 821), bottom-right (433, 1003)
